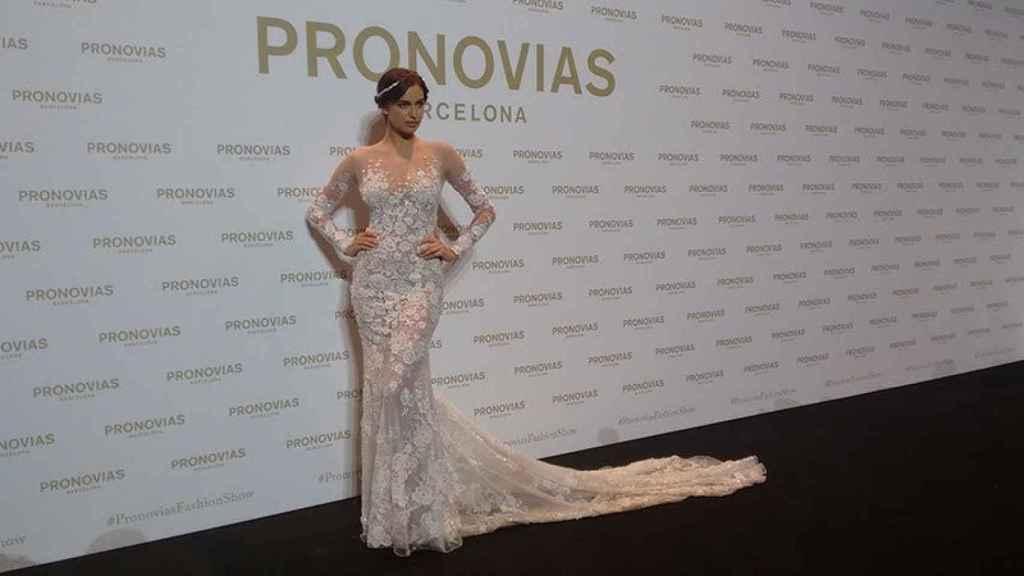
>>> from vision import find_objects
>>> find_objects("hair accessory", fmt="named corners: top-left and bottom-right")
top-left (376, 80), bottom-right (401, 98)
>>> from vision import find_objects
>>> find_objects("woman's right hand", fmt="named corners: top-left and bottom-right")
top-left (342, 226), bottom-right (379, 257)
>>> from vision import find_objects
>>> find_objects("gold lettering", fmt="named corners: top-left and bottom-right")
top-left (408, 32), bottom-right (445, 85)
top-left (497, 41), bottom-right (530, 90)
top-left (306, 21), bottom-right (346, 78)
top-left (255, 18), bottom-right (616, 96)
top-left (453, 36), bottom-right (493, 89)
top-left (536, 44), bottom-right (545, 92)
top-left (353, 26), bottom-right (400, 81)
top-left (257, 17), bottom-right (297, 74)
top-left (586, 49), bottom-right (615, 97)
top-left (551, 46), bottom-right (581, 94)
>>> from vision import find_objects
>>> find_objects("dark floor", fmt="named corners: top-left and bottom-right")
top-left (14, 360), bottom-right (1023, 575)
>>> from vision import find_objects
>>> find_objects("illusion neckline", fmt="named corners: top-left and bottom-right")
top-left (363, 152), bottom-right (441, 193)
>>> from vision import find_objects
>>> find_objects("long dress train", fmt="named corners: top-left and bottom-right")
top-left (306, 140), bottom-right (767, 557)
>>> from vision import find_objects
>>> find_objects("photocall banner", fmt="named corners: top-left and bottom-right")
top-left (1, 0), bottom-right (1021, 570)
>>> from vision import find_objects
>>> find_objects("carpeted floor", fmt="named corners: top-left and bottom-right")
top-left (14, 361), bottom-right (1022, 575)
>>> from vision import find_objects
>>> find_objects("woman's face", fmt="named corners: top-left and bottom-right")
top-left (385, 84), bottom-right (426, 137)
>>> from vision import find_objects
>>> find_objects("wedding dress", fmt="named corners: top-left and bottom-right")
top-left (305, 139), bottom-right (767, 557)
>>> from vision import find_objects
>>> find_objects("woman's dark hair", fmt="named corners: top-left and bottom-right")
top-left (374, 68), bottom-right (429, 108)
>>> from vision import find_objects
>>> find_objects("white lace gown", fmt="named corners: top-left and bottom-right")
top-left (306, 139), bottom-right (767, 557)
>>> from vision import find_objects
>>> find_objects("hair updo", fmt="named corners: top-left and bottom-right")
top-left (373, 67), bottom-right (430, 108)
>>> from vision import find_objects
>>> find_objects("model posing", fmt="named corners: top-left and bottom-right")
top-left (305, 67), bottom-right (766, 557)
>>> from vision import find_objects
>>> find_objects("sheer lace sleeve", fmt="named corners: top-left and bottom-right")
top-left (305, 154), bottom-right (359, 265)
top-left (439, 143), bottom-right (496, 257)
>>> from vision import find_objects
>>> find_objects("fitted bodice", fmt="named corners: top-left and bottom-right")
top-left (355, 154), bottom-right (445, 291)
top-left (305, 139), bottom-right (495, 292)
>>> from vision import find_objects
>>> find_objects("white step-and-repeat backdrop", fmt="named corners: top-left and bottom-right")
top-left (2, 0), bottom-right (1022, 570)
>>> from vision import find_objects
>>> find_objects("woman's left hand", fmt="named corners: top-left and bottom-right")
top-left (417, 231), bottom-right (456, 262)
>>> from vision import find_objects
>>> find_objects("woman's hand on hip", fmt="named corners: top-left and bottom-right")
top-left (342, 226), bottom-right (378, 257)
top-left (417, 231), bottom-right (456, 262)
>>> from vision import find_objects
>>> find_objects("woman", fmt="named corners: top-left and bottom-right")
top-left (306, 67), bottom-right (766, 557)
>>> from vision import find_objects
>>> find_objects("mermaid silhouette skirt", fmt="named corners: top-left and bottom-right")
top-left (350, 275), bottom-right (767, 557)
